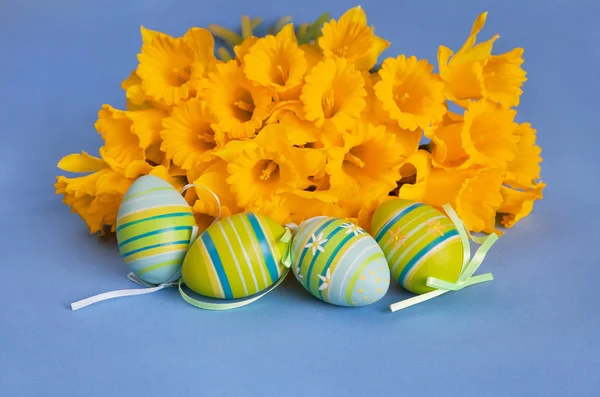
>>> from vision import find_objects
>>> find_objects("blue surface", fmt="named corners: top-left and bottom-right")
top-left (1, 0), bottom-right (599, 395)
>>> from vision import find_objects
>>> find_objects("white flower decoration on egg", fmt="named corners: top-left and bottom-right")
top-left (296, 266), bottom-right (304, 284)
top-left (305, 232), bottom-right (328, 255)
top-left (317, 268), bottom-right (332, 291)
top-left (341, 222), bottom-right (364, 236)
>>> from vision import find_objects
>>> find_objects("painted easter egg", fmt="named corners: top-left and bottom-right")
top-left (116, 175), bottom-right (196, 285)
top-left (182, 212), bottom-right (288, 299)
top-left (291, 217), bottom-right (389, 307)
top-left (371, 199), bottom-right (463, 295)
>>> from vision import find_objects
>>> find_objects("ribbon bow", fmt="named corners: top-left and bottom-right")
top-left (389, 203), bottom-right (498, 312)
top-left (279, 223), bottom-right (296, 269)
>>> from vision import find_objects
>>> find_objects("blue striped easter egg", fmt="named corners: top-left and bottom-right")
top-left (181, 212), bottom-right (288, 299)
top-left (291, 217), bottom-right (390, 307)
top-left (116, 175), bottom-right (196, 285)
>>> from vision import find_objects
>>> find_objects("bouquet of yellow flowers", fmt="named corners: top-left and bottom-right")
top-left (55, 6), bottom-right (544, 237)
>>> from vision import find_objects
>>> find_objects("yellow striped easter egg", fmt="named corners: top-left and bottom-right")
top-left (371, 199), bottom-right (463, 294)
top-left (182, 213), bottom-right (288, 299)
top-left (116, 175), bottom-right (195, 285)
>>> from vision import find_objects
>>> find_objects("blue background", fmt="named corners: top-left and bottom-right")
top-left (1, 0), bottom-right (599, 395)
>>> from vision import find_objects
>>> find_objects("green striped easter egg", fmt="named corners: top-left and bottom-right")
top-left (116, 175), bottom-right (195, 285)
top-left (371, 199), bottom-right (463, 294)
top-left (181, 213), bottom-right (288, 299)
top-left (291, 217), bottom-right (389, 307)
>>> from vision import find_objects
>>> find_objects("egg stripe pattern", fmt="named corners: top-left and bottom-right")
top-left (345, 252), bottom-right (386, 305)
top-left (136, 259), bottom-right (182, 276)
top-left (240, 216), bottom-right (270, 288)
top-left (215, 221), bottom-right (250, 296)
top-left (302, 224), bottom-right (346, 294)
top-left (122, 240), bottom-right (191, 259)
top-left (127, 250), bottom-right (188, 273)
top-left (225, 217), bottom-right (261, 293)
top-left (380, 209), bottom-right (439, 252)
top-left (120, 192), bottom-right (184, 211)
top-left (374, 202), bottom-right (424, 242)
top-left (118, 226), bottom-right (194, 248)
top-left (388, 215), bottom-right (447, 273)
top-left (116, 212), bottom-right (193, 232)
top-left (321, 233), bottom-right (370, 303)
top-left (247, 213), bottom-right (282, 282)
top-left (335, 242), bottom-right (383, 304)
top-left (402, 232), bottom-right (461, 288)
top-left (295, 218), bottom-right (337, 275)
top-left (197, 239), bottom-right (226, 298)
top-left (117, 205), bottom-right (193, 223)
top-left (317, 232), bottom-right (355, 300)
top-left (117, 216), bottom-right (195, 244)
top-left (200, 231), bottom-right (234, 299)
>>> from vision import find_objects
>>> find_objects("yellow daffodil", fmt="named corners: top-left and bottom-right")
top-left (300, 43), bottom-right (323, 72)
top-left (438, 12), bottom-right (527, 108)
top-left (94, 104), bottom-right (166, 178)
top-left (462, 100), bottom-right (520, 168)
top-left (426, 110), bottom-right (470, 169)
top-left (505, 122), bottom-right (542, 186)
top-left (386, 123), bottom-right (422, 159)
top-left (234, 36), bottom-right (259, 63)
top-left (396, 150), bottom-right (432, 202)
top-left (427, 100), bottom-right (520, 170)
top-left (57, 150), bottom-right (109, 174)
top-left (136, 32), bottom-right (207, 105)
top-left (55, 151), bottom-right (133, 234)
top-left (121, 71), bottom-right (154, 111)
top-left (216, 124), bottom-right (326, 209)
top-left (55, 174), bottom-right (124, 235)
top-left (57, 10), bottom-right (544, 237)
top-left (374, 55), bottom-right (446, 131)
top-left (202, 60), bottom-right (273, 139)
top-left (280, 188), bottom-right (346, 225)
top-left (301, 56), bottom-right (366, 132)
top-left (160, 98), bottom-right (224, 172)
top-left (325, 122), bottom-right (404, 213)
top-left (136, 25), bottom-right (218, 106)
top-left (56, 148), bottom-right (187, 234)
top-left (400, 165), bottom-right (504, 233)
top-left (269, 108), bottom-right (319, 146)
top-left (182, 27), bottom-right (219, 71)
top-left (244, 25), bottom-right (307, 95)
top-left (498, 181), bottom-right (545, 228)
top-left (319, 6), bottom-right (390, 71)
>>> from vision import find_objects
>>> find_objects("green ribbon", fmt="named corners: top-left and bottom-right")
top-left (389, 203), bottom-right (498, 312)
top-left (178, 224), bottom-right (294, 310)
top-left (280, 226), bottom-right (293, 269)
top-left (178, 267), bottom-right (290, 311)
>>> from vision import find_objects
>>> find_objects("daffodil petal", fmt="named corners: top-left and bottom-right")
top-left (57, 151), bottom-right (107, 173)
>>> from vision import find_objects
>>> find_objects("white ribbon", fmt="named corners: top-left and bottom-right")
top-left (70, 183), bottom-right (224, 311)
top-left (180, 183), bottom-right (222, 225)
top-left (70, 273), bottom-right (178, 311)
top-left (70, 226), bottom-right (199, 311)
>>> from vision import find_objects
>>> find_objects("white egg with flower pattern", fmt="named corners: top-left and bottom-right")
top-left (291, 216), bottom-right (390, 306)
